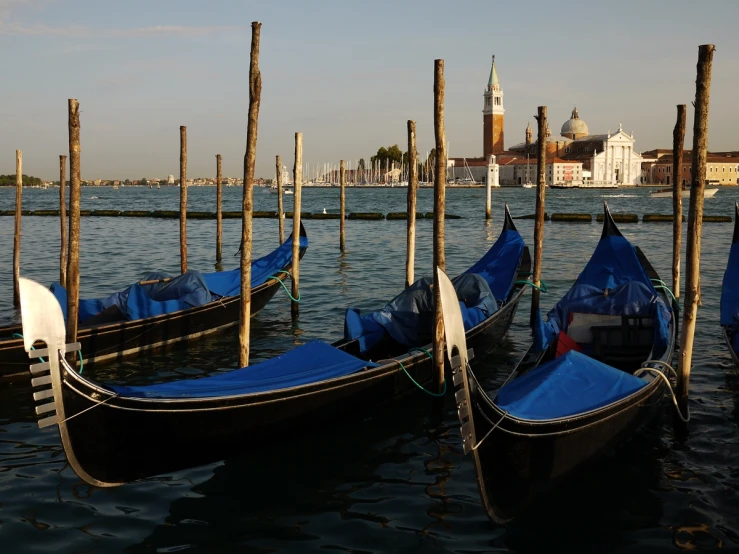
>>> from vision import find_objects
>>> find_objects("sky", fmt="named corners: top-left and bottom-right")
top-left (1, 0), bottom-right (738, 181)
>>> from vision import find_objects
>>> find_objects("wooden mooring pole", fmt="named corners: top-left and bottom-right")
top-left (12, 150), bottom-right (22, 308)
top-left (530, 106), bottom-right (547, 325)
top-left (66, 99), bottom-right (81, 349)
top-left (59, 154), bottom-right (68, 288)
top-left (672, 105), bottom-right (686, 299)
top-left (406, 120), bottom-right (418, 288)
top-left (678, 44), bottom-right (714, 418)
top-left (433, 59), bottom-right (447, 394)
top-left (216, 153), bottom-right (223, 264)
top-left (291, 132), bottom-right (303, 318)
top-left (276, 155), bottom-right (284, 244)
top-left (238, 21), bottom-right (262, 368)
top-left (340, 160), bottom-right (346, 251)
top-left (179, 125), bottom-right (188, 274)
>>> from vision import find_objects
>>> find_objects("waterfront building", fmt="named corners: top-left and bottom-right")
top-left (640, 150), bottom-right (739, 185)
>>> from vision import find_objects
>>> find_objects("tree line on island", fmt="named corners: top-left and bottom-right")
top-left (0, 174), bottom-right (43, 187)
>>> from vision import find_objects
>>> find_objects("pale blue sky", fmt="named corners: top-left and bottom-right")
top-left (2, 0), bottom-right (738, 180)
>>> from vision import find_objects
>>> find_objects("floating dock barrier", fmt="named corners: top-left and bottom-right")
top-left (348, 212), bottom-right (385, 220)
top-left (643, 214), bottom-right (686, 223)
top-left (512, 213), bottom-right (549, 221)
top-left (91, 210), bottom-right (121, 217)
top-left (386, 212), bottom-right (426, 220)
top-left (596, 213), bottom-right (638, 223)
top-left (120, 210), bottom-right (152, 217)
top-left (550, 213), bottom-right (592, 222)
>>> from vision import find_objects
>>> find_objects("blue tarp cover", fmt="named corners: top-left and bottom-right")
top-left (109, 340), bottom-right (377, 398)
top-left (495, 350), bottom-right (647, 420)
top-left (344, 228), bottom-right (524, 353)
top-left (534, 234), bottom-right (671, 356)
top-left (202, 233), bottom-right (307, 298)
top-left (49, 233), bottom-right (306, 324)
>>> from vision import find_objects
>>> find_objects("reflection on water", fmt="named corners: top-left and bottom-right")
top-left (0, 186), bottom-right (738, 552)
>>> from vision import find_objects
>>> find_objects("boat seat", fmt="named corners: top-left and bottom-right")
top-left (590, 316), bottom-right (654, 371)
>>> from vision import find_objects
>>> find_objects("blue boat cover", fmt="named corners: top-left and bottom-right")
top-left (49, 233), bottom-right (306, 324)
top-left (344, 228), bottom-right (524, 353)
top-left (495, 350), bottom-right (647, 420)
top-left (109, 340), bottom-right (378, 398)
top-left (202, 233), bottom-right (307, 298)
top-left (534, 235), bottom-right (671, 357)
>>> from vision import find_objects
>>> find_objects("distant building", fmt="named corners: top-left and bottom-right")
top-left (640, 150), bottom-right (739, 185)
top-left (168, 174), bottom-right (175, 184)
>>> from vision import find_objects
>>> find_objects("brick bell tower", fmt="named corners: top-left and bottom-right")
top-left (483, 55), bottom-right (505, 156)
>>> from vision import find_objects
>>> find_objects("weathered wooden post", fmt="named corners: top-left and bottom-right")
top-left (238, 21), bottom-right (262, 368)
top-left (530, 106), bottom-right (547, 325)
top-left (340, 159), bottom-right (346, 251)
top-left (12, 150), bottom-right (22, 308)
top-left (66, 99), bottom-right (82, 349)
top-left (59, 154), bottom-right (68, 288)
top-left (276, 154), bottom-right (284, 244)
top-left (678, 44), bottom-right (715, 418)
top-left (216, 153), bottom-right (223, 264)
top-left (433, 59), bottom-right (447, 394)
top-left (179, 125), bottom-right (188, 274)
top-left (485, 161), bottom-right (492, 220)
top-left (291, 132), bottom-right (303, 317)
top-left (406, 120), bottom-right (418, 288)
top-left (672, 105), bottom-right (686, 299)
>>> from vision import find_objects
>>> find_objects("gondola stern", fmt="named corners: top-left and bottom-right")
top-left (601, 202), bottom-right (623, 239)
top-left (733, 202), bottom-right (739, 245)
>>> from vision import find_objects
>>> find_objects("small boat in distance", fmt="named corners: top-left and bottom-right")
top-left (522, 182), bottom-right (534, 189)
top-left (720, 202), bottom-right (739, 371)
top-left (454, 203), bottom-right (678, 523)
top-left (650, 186), bottom-right (718, 198)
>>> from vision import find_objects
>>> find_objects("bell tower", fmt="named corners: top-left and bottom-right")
top-left (483, 55), bottom-right (505, 156)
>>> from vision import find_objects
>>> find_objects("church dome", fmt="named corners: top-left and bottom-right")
top-left (561, 107), bottom-right (589, 139)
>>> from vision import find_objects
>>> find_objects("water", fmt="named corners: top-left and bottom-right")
top-left (0, 185), bottom-right (738, 553)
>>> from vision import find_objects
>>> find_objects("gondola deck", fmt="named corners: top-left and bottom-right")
top-left (720, 203), bottom-right (739, 370)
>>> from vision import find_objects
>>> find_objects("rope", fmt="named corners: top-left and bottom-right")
top-left (650, 279), bottom-right (680, 311)
top-left (398, 348), bottom-right (446, 397)
top-left (56, 393), bottom-right (119, 425)
top-left (472, 407), bottom-right (507, 451)
top-left (514, 279), bottom-right (548, 292)
top-left (268, 270), bottom-right (300, 302)
top-left (12, 333), bottom-right (83, 373)
top-left (634, 361), bottom-right (690, 423)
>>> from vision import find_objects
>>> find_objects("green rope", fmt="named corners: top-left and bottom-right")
top-left (267, 270), bottom-right (300, 302)
top-left (514, 279), bottom-right (548, 292)
top-left (12, 332), bottom-right (83, 373)
top-left (650, 279), bottom-right (680, 311)
top-left (398, 347), bottom-right (446, 397)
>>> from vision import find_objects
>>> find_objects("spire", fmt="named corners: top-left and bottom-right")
top-left (525, 121), bottom-right (533, 145)
top-left (487, 55), bottom-right (499, 89)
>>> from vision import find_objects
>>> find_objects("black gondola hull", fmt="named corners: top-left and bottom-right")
top-left (0, 246), bottom-right (306, 379)
top-left (467, 375), bottom-right (665, 522)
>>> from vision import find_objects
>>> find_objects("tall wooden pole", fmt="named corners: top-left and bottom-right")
top-left (672, 105), bottom-right (686, 299)
top-left (530, 106), bottom-right (547, 325)
top-left (66, 99), bottom-right (81, 349)
top-left (678, 44), bottom-right (715, 416)
top-left (179, 125), bottom-right (188, 274)
top-left (340, 159), bottom-right (346, 251)
top-left (276, 155), bottom-right (284, 244)
top-left (59, 155), bottom-right (68, 288)
top-left (238, 21), bottom-right (262, 368)
top-left (291, 133), bottom-right (303, 317)
top-left (433, 59), bottom-right (447, 394)
top-left (406, 120), bottom-right (418, 288)
top-left (216, 153), bottom-right (223, 264)
top-left (485, 160), bottom-right (492, 219)
top-left (12, 150), bottom-right (22, 308)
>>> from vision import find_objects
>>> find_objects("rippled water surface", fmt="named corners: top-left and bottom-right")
top-left (1, 185), bottom-right (738, 553)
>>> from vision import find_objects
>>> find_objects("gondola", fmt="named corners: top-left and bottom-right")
top-left (453, 203), bottom-right (678, 523)
top-left (720, 202), bottom-right (739, 369)
top-left (17, 209), bottom-right (528, 487)
top-left (0, 225), bottom-right (308, 379)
